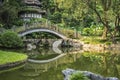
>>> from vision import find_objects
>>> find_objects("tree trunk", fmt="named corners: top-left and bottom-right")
top-left (102, 10), bottom-right (109, 39)
top-left (113, 15), bottom-right (120, 36)
top-left (102, 26), bottom-right (108, 39)
top-left (113, 16), bottom-right (118, 37)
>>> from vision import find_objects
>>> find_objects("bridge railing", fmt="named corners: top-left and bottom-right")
top-left (0, 20), bottom-right (77, 38)
top-left (11, 21), bottom-right (72, 37)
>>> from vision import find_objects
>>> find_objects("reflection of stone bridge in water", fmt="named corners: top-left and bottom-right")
top-left (21, 49), bottom-right (120, 78)
top-left (22, 50), bottom-right (83, 77)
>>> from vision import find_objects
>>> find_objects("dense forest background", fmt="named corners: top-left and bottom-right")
top-left (0, 0), bottom-right (120, 40)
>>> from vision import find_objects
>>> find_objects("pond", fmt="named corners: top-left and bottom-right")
top-left (0, 47), bottom-right (120, 80)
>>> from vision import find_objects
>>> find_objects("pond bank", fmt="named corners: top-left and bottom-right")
top-left (0, 60), bottom-right (27, 71)
top-left (82, 43), bottom-right (120, 53)
top-left (0, 50), bottom-right (28, 72)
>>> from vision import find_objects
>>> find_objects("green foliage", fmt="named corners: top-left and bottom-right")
top-left (82, 25), bottom-right (103, 36)
top-left (0, 0), bottom-right (22, 28)
top-left (70, 72), bottom-right (90, 80)
top-left (83, 28), bottom-right (92, 36)
top-left (23, 18), bottom-right (47, 25)
top-left (49, 12), bottom-right (62, 24)
top-left (35, 18), bottom-right (47, 23)
top-left (105, 42), bottom-right (112, 45)
top-left (0, 0), bottom-right (120, 39)
top-left (13, 19), bottom-right (24, 26)
top-left (83, 0), bottom-right (120, 38)
top-left (62, 29), bottom-right (75, 38)
top-left (80, 36), bottom-right (109, 44)
top-left (0, 31), bottom-right (23, 48)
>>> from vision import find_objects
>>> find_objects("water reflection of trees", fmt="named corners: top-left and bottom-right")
top-left (22, 49), bottom-right (120, 79)
top-left (77, 52), bottom-right (120, 78)
top-left (22, 51), bottom-right (120, 79)
top-left (105, 53), bottom-right (120, 78)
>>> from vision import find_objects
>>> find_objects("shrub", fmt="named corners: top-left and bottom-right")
top-left (66, 30), bottom-right (75, 38)
top-left (83, 28), bottom-right (92, 36)
top-left (61, 29), bottom-right (75, 38)
top-left (105, 42), bottom-right (112, 45)
top-left (82, 26), bottom-right (103, 36)
top-left (70, 72), bottom-right (90, 80)
top-left (0, 31), bottom-right (23, 48)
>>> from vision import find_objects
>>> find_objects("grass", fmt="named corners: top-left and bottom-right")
top-left (0, 50), bottom-right (28, 65)
top-left (70, 71), bottom-right (90, 80)
top-left (80, 36), bottom-right (112, 44)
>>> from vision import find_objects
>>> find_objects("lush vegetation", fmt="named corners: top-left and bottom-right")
top-left (0, 0), bottom-right (23, 28)
top-left (41, 0), bottom-right (120, 39)
top-left (80, 36), bottom-right (112, 44)
top-left (0, 1), bottom-right (119, 79)
top-left (70, 71), bottom-right (90, 80)
top-left (0, 50), bottom-right (27, 65)
top-left (0, 0), bottom-right (120, 41)
top-left (0, 31), bottom-right (23, 48)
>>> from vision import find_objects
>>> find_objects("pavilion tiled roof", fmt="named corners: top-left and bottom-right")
top-left (24, 0), bottom-right (41, 5)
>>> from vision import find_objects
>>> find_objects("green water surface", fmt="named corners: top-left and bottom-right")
top-left (0, 48), bottom-right (120, 80)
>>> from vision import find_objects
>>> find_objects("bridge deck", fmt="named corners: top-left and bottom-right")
top-left (0, 22), bottom-right (75, 39)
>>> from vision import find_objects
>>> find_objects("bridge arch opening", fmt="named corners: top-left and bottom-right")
top-left (22, 32), bottom-right (61, 39)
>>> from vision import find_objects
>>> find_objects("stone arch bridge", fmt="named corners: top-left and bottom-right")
top-left (0, 22), bottom-right (82, 48)
top-left (18, 28), bottom-right (71, 49)
top-left (18, 28), bottom-right (68, 40)
top-left (18, 28), bottom-right (82, 48)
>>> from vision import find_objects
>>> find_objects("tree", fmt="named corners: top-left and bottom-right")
top-left (112, 0), bottom-right (120, 37)
top-left (40, 0), bottom-right (55, 19)
top-left (0, 0), bottom-right (22, 29)
top-left (82, 0), bottom-right (120, 40)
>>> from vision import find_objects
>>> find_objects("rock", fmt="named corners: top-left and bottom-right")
top-left (106, 77), bottom-right (119, 80)
top-left (62, 69), bottom-right (119, 80)
top-left (62, 69), bottom-right (75, 80)
top-left (27, 44), bottom-right (33, 50)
